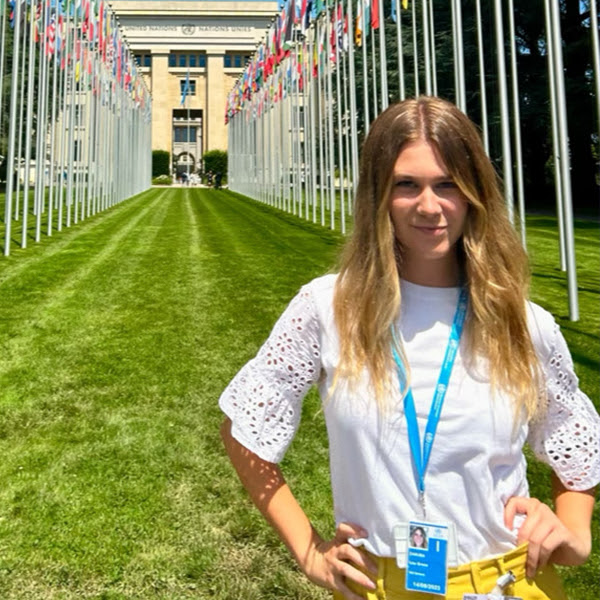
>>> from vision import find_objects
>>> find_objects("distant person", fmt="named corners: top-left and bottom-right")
top-left (219, 96), bottom-right (599, 600)
top-left (215, 172), bottom-right (222, 189)
top-left (207, 171), bottom-right (213, 187)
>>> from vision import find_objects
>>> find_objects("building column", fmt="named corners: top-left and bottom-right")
top-left (206, 52), bottom-right (226, 151)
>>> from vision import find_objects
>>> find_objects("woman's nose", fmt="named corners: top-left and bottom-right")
top-left (416, 187), bottom-right (442, 215)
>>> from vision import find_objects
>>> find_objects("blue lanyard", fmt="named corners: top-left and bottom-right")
top-left (392, 288), bottom-right (468, 516)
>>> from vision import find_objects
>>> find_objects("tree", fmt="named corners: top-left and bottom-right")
top-left (152, 150), bottom-right (171, 177)
top-left (202, 149), bottom-right (228, 176)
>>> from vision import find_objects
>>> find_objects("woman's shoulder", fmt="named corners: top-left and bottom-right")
top-left (300, 273), bottom-right (339, 301)
top-left (525, 300), bottom-right (559, 362)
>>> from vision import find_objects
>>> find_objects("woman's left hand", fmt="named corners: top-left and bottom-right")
top-left (504, 492), bottom-right (593, 578)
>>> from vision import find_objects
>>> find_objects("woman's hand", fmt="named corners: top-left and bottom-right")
top-left (302, 522), bottom-right (378, 600)
top-left (504, 488), bottom-right (593, 578)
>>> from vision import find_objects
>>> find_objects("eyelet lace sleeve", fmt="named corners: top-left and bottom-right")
top-left (219, 285), bottom-right (322, 463)
top-left (528, 322), bottom-right (600, 490)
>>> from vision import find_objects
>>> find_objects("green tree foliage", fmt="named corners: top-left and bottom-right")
top-left (152, 150), bottom-right (171, 177)
top-left (203, 149), bottom-right (228, 176)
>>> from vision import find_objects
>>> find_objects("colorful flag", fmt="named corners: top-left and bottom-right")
top-left (355, 0), bottom-right (362, 46)
top-left (180, 69), bottom-right (190, 106)
top-left (370, 0), bottom-right (379, 30)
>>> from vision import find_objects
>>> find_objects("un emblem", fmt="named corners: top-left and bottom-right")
top-left (182, 23), bottom-right (196, 35)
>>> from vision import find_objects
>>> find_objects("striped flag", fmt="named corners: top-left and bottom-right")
top-left (180, 70), bottom-right (190, 106)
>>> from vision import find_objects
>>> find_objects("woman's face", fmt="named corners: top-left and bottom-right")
top-left (389, 139), bottom-right (468, 286)
top-left (412, 528), bottom-right (425, 547)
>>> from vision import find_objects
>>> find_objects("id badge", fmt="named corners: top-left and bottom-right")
top-left (405, 520), bottom-right (448, 595)
top-left (462, 596), bottom-right (523, 600)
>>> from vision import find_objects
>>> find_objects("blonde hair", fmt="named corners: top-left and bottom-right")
top-left (333, 96), bottom-right (542, 418)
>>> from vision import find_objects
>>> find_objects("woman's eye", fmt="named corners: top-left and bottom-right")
top-left (395, 180), bottom-right (415, 188)
top-left (437, 180), bottom-right (458, 189)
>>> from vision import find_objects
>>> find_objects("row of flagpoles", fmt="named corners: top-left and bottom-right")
top-left (0, 0), bottom-right (152, 256)
top-left (226, 0), bottom-right (600, 321)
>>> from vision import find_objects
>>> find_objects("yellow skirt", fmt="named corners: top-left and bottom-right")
top-left (333, 544), bottom-right (567, 600)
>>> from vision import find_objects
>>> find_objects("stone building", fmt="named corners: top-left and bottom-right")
top-left (111, 0), bottom-right (276, 176)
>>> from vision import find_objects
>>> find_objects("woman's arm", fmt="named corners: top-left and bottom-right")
top-left (221, 418), bottom-right (377, 600)
top-left (504, 474), bottom-right (596, 578)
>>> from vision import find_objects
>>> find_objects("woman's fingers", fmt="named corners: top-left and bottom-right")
top-left (504, 496), bottom-right (571, 578)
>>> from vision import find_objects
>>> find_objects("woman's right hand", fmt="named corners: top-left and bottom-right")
top-left (302, 522), bottom-right (378, 600)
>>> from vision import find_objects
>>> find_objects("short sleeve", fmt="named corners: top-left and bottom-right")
top-left (528, 320), bottom-right (600, 490)
top-left (219, 284), bottom-right (322, 463)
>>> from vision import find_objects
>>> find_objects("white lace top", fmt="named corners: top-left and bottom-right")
top-left (219, 274), bottom-right (600, 564)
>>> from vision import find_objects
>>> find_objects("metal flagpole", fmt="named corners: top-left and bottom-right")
top-left (346, 0), bottom-right (359, 197)
top-left (334, 1), bottom-right (346, 234)
top-left (326, 6), bottom-right (336, 228)
top-left (548, 0), bottom-right (579, 321)
top-left (428, 0), bottom-right (437, 96)
top-left (422, 0), bottom-right (431, 95)
top-left (370, 20), bottom-right (378, 118)
top-left (362, 0), bottom-right (370, 131)
top-left (377, 0), bottom-right (387, 110)
top-left (3, 0), bottom-right (23, 255)
top-left (475, 0), bottom-right (489, 154)
top-left (395, 0), bottom-right (405, 100)
top-left (451, 0), bottom-right (466, 111)
top-left (507, 0), bottom-right (526, 246)
top-left (14, 2), bottom-right (30, 222)
top-left (493, 0), bottom-right (514, 222)
top-left (48, 18), bottom-right (61, 235)
top-left (542, 0), bottom-right (565, 271)
top-left (411, 0), bottom-right (419, 96)
top-left (589, 0), bottom-right (600, 135)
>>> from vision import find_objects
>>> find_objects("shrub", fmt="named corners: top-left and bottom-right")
top-left (152, 174), bottom-right (172, 186)
top-left (152, 150), bottom-right (171, 177)
top-left (202, 150), bottom-right (227, 178)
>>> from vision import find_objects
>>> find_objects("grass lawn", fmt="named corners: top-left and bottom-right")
top-left (0, 188), bottom-right (597, 599)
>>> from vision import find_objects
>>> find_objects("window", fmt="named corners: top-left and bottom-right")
top-left (173, 126), bottom-right (197, 143)
top-left (73, 139), bottom-right (81, 161)
top-left (224, 53), bottom-right (250, 69)
top-left (180, 79), bottom-right (197, 96)
top-left (135, 52), bottom-right (152, 68)
top-left (169, 52), bottom-right (207, 69)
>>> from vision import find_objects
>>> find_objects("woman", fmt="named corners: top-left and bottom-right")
top-left (219, 97), bottom-right (599, 599)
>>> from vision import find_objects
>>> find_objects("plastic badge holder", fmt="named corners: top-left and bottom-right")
top-left (393, 521), bottom-right (459, 569)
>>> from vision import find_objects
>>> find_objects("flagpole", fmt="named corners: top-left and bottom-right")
top-left (428, 0), bottom-right (437, 95)
top-left (346, 0), bottom-right (359, 198)
top-left (590, 0), bottom-right (600, 135)
top-left (411, 0), bottom-right (419, 96)
top-left (548, 0), bottom-right (578, 321)
top-left (14, 2), bottom-right (30, 223)
top-left (395, 0), bottom-right (405, 100)
top-left (507, 0), bottom-right (526, 246)
top-left (334, 1), bottom-right (346, 234)
top-left (3, 0), bottom-right (23, 255)
top-left (377, 0), bottom-right (387, 110)
top-left (493, 0), bottom-right (514, 222)
top-left (362, 0), bottom-right (370, 131)
top-left (451, 0), bottom-right (465, 111)
top-left (475, 0), bottom-right (489, 154)
top-left (422, 0), bottom-right (431, 95)
top-left (542, 0), bottom-right (565, 271)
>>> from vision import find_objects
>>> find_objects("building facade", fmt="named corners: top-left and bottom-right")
top-left (111, 1), bottom-right (276, 175)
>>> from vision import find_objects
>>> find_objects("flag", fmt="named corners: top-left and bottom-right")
top-left (391, 0), bottom-right (396, 22)
top-left (355, 0), bottom-right (362, 46)
top-left (180, 70), bottom-right (190, 106)
top-left (282, 0), bottom-right (295, 51)
top-left (370, 0), bottom-right (379, 30)
top-left (402, 0), bottom-right (408, 7)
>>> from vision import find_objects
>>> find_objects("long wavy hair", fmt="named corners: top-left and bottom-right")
top-left (333, 96), bottom-right (542, 418)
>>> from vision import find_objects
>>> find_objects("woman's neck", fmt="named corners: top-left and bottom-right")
top-left (400, 257), bottom-right (461, 288)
